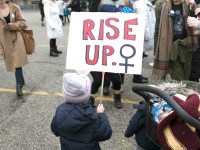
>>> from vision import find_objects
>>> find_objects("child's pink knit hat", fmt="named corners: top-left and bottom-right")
top-left (62, 73), bottom-right (91, 103)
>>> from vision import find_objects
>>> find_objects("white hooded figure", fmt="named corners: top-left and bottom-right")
top-left (43, 0), bottom-right (64, 39)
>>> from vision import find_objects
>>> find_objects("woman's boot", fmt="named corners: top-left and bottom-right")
top-left (113, 89), bottom-right (122, 108)
top-left (50, 48), bottom-right (58, 57)
top-left (114, 94), bottom-right (122, 108)
top-left (16, 84), bottom-right (23, 97)
top-left (22, 75), bottom-right (25, 87)
top-left (54, 46), bottom-right (62, 54)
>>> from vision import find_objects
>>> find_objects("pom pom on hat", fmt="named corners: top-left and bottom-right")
top-left (62, 73), bottom-right (91, 104)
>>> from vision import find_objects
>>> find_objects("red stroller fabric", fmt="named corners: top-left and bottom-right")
top-left (157, 94), bottom-right (200, 150)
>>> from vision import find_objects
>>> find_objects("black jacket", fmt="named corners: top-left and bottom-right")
top-left (51, 103), bottom-right (112, 150)
top-left (88, 0), bottom-right (101, 12)
top-left (68, 0), bottom-right (87, 12)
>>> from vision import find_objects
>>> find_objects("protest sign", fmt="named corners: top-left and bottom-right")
top-left (66, 12), bottom-right (145, 74)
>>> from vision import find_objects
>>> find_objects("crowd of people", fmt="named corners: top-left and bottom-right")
top-left (1, 0), bottom-right (200, 149)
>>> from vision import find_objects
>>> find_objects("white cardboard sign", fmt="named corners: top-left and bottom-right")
top-left (66, 12), bottom-right (145, 74)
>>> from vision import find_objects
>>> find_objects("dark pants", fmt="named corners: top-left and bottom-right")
top-left (50, 39), bottom-right (56, 49)
top-left (90, 72), bottom-right (122, 94)
top-left (40, 10), bottom-right (45, 22)
top-left (64, 15), bottom-right (70, 23)
top-left (15, 67), bottom-right (24, 86)
top-left (104, 74), bottom-right (124, 87)
top-left (59, 15), bottom-right (64, 22)
top-left (189, 51), bottom-right (200, 82)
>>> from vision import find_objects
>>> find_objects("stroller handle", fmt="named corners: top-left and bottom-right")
top-left (132, 85), bottom-right (200, 129)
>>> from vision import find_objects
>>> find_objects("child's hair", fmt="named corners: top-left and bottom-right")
top-left (62, 73), bottom-right (91, 104)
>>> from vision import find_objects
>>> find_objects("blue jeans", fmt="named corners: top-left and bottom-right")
top-left (15, 67), bottom-right (24, 86)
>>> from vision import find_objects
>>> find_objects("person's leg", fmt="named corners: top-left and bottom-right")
top-left (63, 15), bottom-right (66, 24)
top-left (54, 39), bottom-right (62, 54)
top-left (15, 67), bottom-right (24, 97)
top-left (120, 73), bottom-right (125, 84)
top-left (66, 15), bottom-right (70, 23)
top-left (103, 74), bottom-right (110, 96)
top-left (59, 15), bottom-right (63, 21)
top-left (89, 71), bottom-right (102, 107)
top-left (59, 15), bottom-right (64, 25)
top-left (107, 73), bottom-right (122, 108)
top-left (120, 73), bottom-right (125, 92)
top-left (50, 39), bottom-right (58, 57)
top-left (41, 13), bottom-right (45, 26)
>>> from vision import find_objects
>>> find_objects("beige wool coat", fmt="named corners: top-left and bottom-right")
top-left (0, 1), bottom-right (28, 72)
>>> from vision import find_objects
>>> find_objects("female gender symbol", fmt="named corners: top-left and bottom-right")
top-left (119, 44), bottom-right (136, 73)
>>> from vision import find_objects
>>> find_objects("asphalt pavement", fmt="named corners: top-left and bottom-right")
top-left (0, 10), bottom-right (160, 150)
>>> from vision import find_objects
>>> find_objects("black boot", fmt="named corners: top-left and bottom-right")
top-left (114, 94), bottom-right (122, 108)
top-left (50, 48), bottom-right (58, 57)
top-left (16, 84), bottom-right (23, 97)
top-left (133, 75), bottom-right (148, 83)
top-left (54, 46), bottom-right (62, 54)
top-left (143, 52), bottom-right (148, 57)
top-left (88, 96), bottom-right (95, 107)
top-left (22, 76), bottom-right (25, 87)
top-left (103, 86), bottom-right (110, 96)
top-left (141, 75), bottom-right (148, 80)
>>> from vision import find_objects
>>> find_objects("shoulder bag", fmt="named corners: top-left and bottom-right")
top-left (21, 29), bottom-right (35, 54)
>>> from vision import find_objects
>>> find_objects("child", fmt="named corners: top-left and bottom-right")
top-left (124, 103), bottom-right (161, 150)
top-left (51, 73), bottom-right (112, 150)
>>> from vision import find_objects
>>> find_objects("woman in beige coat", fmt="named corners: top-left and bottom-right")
top-left (0, 0), bottom-right (28, 97)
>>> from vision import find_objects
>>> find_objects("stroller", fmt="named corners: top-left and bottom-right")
top-left (132, 82), bottom-right (200, 150)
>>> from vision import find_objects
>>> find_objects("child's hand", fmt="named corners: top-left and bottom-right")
top-left (96, 104), bottom-right (105, 113)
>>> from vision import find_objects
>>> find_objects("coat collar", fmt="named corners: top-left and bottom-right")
top-left (0, 1), bottom-right (16, 23)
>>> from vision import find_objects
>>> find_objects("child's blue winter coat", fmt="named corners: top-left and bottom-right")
top-left (51, 103), bottom-right (112, 150)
